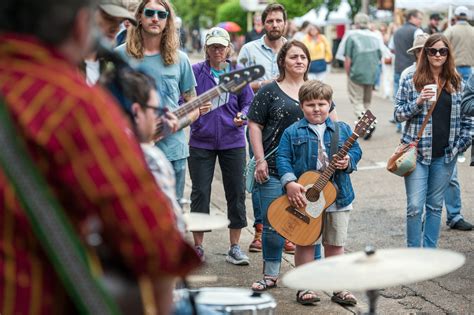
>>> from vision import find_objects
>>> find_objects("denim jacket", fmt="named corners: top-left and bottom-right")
top-left (277, 118), bottom-right (362, 208)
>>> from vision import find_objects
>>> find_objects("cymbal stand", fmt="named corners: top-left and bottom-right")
top-left (366, 289), bottom-right (379, 315)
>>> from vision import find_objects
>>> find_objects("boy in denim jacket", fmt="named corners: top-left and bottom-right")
top-left (277, 80), bottom-right (362, 306)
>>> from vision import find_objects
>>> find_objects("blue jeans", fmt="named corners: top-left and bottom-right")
top-left (255, 176), bottom-right (285, 276)
top-left (171, 158), bottom-right (187, 205)
top-left (247, 129), bottom-right (262, 226)
top-left (404, 157), bottom-right (456, 248)
top-left (444, 165), bottom-right (463, 227)
top-left (456, 66), bottom-right (472, 82)
top-left (393, 72), bottom-right (402, 131)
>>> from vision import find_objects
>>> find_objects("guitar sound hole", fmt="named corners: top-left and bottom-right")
top-left (306, 188), bottom-right (319, 202)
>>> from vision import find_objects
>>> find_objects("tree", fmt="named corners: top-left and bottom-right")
top-left (216, 0), bottom-right (247, 33)
top-left (173, 0), bottom-right (220, 29)
top-left (277, 0), bottom-right (324, 19)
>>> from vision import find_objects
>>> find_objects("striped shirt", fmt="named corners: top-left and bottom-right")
top-left (394, 70), bottom-right (472, 165)
top-left (0, 34), bottom-right (200, 315)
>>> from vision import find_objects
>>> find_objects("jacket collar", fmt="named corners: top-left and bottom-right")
top-left (297, 117), bottom-right (336, 131)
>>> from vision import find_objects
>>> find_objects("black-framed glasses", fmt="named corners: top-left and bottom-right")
top-left (143, 8), bottom-right (169, 20)
top-left (143, 104), bottom-right (166, 116)
top-left (425, 47), bottom-right (449, 57)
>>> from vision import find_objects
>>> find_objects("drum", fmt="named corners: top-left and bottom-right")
top-left (174, 287), bottom-right (276, 315)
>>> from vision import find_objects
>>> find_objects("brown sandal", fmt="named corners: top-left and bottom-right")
top-left (296, 290), bottom-right (320, 305)
top-left (251, 276), bottom-right (278, 291)
top-left (331, 290), bottom-right (357, 306)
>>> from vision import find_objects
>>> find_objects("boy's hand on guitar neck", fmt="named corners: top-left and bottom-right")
top-left (285, 181), bottom-right (307, 208)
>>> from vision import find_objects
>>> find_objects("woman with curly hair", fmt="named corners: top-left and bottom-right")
top-left (394, 33), bottom-right (472, 248)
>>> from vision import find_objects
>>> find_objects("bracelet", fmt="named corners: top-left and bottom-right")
top-left (259, 81), bottom-right (264, 89)
top-left (256, 158), bottom-right (266, 165)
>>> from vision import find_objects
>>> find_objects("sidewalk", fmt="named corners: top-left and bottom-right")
top-left (180, 70), bottom-right (474, 314)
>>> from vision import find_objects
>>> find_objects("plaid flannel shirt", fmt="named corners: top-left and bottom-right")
top-left (394, 71), bottom-right (472, 165)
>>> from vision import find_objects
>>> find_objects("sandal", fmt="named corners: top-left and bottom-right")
top-left (251, 276), bottom-right (278, 292)
top-left (296, 290), bottom-right (320, 305)
top-left (331, 290), bottom-right (357, 306)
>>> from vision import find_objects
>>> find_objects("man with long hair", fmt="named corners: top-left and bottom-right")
top-left (116, 0), bottom-right (209, 206)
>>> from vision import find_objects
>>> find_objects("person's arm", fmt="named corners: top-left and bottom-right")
top-left (394, 74), bottom-right (424, 123)
top-left (323, 35), bottom-right (333, 63)
top-left (248, 120), bottom-right (268, 183)
top-left (461, 75), bottom-right (474, 116)
top-left (344, 57), bottom-right (351, 76)
top-left (343, 37), bottom-right (353, 76)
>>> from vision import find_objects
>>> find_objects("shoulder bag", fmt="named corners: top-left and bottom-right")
top-left (245, 146), bottom-right (278, 193)
top-left (387, 83), bottom-right (443, 177)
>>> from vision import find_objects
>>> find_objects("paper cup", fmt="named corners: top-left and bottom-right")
top-left (424, 84), bottom-right (437, 102)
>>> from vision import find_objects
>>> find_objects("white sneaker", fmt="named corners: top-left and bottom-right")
top-left (226, 244), bottom-right (249, 266)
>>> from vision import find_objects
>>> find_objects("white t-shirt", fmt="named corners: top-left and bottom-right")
top-left (85, 59), bottom-right (100, 86)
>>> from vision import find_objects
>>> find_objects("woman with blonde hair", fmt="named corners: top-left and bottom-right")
top-left (394, 33), bottom-right (472, 248)
top-left (302, 24), bottom-right (332, 81)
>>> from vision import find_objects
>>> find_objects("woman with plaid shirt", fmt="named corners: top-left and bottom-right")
top-left (394, 34), bottom-right (472, 248)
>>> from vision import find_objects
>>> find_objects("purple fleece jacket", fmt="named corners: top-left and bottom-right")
top-left (189, 61), bottom-right (254, 150)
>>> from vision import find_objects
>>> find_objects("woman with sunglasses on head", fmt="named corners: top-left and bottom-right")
top-left (188, 27), bottom-right (254, 265)
top-left (394, 33), bottom-right (472, 248)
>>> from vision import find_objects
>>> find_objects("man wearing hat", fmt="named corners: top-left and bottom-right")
top-left (444, 6), bottom-right (474, 82)
top-left (344, 13), bottom-right (382, 131)
top-left (424, 13), bottom-right (442, 35)
top-left (82, 0), bottom-right (137, 85)
top-left (400, 33), bottom-right (473, 231)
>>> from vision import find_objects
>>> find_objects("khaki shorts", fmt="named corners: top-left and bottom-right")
top-left (315, 211), bottom-right (351, 247)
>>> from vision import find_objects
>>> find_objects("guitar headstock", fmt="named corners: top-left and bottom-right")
top-left (219, 65), bottom-right (265, 93)
top-left (354, 110), bottom-right (376, 138)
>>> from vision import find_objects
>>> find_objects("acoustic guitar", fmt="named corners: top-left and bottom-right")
top-left (154, 65), bottom-right (264, 140)
top-left (267, 111), bottom-right (376, 246)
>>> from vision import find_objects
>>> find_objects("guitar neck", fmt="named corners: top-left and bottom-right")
top-left (313, 132), bottom-right (359, 192)
top-left (173, 85), bottom-right (224, 119)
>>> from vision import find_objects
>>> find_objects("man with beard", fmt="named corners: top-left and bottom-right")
top-left (116, 0), bottom-right (209, 207)
top-left (237, 3), bottom-right (297, 255)
top-left (238, 3), bottom-right (287, 93)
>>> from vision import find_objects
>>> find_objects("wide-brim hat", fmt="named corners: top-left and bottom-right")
top-left (100, 0), bottom-right (137, 26)
top-left (407, 33), bottom-right (430, 54)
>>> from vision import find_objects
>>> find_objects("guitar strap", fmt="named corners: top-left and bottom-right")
top-left (0, 99), bottom-right (121, 315)
top-left (330, 121), bottom-right (340, 161)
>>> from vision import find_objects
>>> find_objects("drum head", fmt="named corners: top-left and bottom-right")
top-left (194, 287), bottom-right (274, 306)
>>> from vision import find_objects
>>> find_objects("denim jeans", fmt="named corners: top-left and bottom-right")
top-left (444, 165), bottom-right (463, 227)
top-left (456, 66), bottom-right (472, 82)
top-left (255, 176), bottom-right (285, 277)
top-left (404, 157), bottom-right (456, 248)
top-left (393, 72), bottom-right (402, 131)
top-left (246, 129), bottom-right (262, 226)
top-left (171, 158), bottom-right (186, 205)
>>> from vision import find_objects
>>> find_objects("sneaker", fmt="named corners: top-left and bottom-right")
top-left (284, 240), bottom-right (295, 254)
top-left (195, 245), bottom-right (205, 262)
top-left (226, 244), bottom-right (250, 265)
top-left (451, 219), bottom-right (473, 231)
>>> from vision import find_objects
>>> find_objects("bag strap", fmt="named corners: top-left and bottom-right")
top-left (0, 98), bottom-right (121, 315)
top-left (330, 121), bottom-right (339, 160)
top-left (415, 81), bottom-right (445, 144)
top-left (264, 146), bottom-right (278, 159)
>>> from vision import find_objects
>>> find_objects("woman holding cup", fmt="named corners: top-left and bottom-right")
top-left (394, 34), bottom-right (472, 248)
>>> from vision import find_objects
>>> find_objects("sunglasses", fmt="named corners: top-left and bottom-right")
top-left (143, 8), bottom-right (169, 20)
top-left (425, 47), bottom-right (449, 57)
top-left (143, 104), bottom-right (166, 116)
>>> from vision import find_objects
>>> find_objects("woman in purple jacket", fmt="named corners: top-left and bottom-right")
top-left (188, 27), bottom-right (254, 265)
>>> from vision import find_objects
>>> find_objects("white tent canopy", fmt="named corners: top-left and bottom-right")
top-left (395, 0), bottom-right (474, 11)
top-left (294, 0), bottom-right (351, 27)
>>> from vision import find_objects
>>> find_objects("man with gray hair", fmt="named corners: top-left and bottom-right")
top-left (344, 12), bottom-right (382, 137)
top-left (0, 0), bottom-right (200, 314)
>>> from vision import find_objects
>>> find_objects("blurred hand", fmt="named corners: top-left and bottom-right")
top-left (233, 112), bottom-right (245, 127)
top-left (199, 102), bottom-right (212, 116)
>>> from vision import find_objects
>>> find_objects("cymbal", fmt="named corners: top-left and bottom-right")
top-left (282, 248), bottom-right (465, 292)
top-left (182, 212), bottom-right (229, 232)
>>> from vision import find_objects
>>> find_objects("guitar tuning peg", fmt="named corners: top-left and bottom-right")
top-left (234, 74), bottom-right (241, 80)
top-left (223, 77), bottom-right (230, 82)
top-left (243, 71), bottom-right (250, 77)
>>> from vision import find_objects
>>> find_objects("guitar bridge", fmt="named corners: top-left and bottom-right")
top-left (285, 207), bottom-right (310, 224)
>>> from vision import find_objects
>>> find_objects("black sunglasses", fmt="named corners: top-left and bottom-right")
top-left (143, 104), bottom-right (166, 116)
top-left (425, 47), bottom-right (449, 57)
top-left (143, 8), bottom-right (169, 20)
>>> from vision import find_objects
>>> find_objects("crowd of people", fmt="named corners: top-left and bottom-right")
top-left (0, 0), bottom-right (473, 314)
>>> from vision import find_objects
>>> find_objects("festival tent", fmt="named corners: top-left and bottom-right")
top-left (294, 0), bottom-right (351, 27)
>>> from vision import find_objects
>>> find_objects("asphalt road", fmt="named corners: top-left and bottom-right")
top-left (180, 64), bottom-right (474, 314)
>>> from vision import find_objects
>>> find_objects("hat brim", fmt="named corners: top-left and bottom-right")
top-left (407, 45), bottom-right (424, 54)
top-left (206, 38), bottom-right (230, 47)
top-left (100, 4), bottom-right (137, 26)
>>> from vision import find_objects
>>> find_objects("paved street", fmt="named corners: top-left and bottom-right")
top-left (181, 65), bottom-right (474, 314)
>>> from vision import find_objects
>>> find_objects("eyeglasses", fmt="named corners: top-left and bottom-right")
top-left (143, 8), bottom-right (169, 20)
top-left (143, 104), bottom-right (165, 116)
top-left (208, 44), bottom-right (227, 51)
top-left (425, 47), bottom-right (449, 57)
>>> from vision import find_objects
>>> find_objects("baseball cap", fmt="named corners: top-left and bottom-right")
top-left (429, 13), bottom-right (441, 21)
top-left (407, 33), bottom-right (430, 54)
top-left (354, 13), bottom-right (370, 26)
top-left (99, 0), bottom-right (137, 26)
top-left (205, 27), bottom-right (231, 47)
top-left (454, 6), bottom-right (469, 17)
